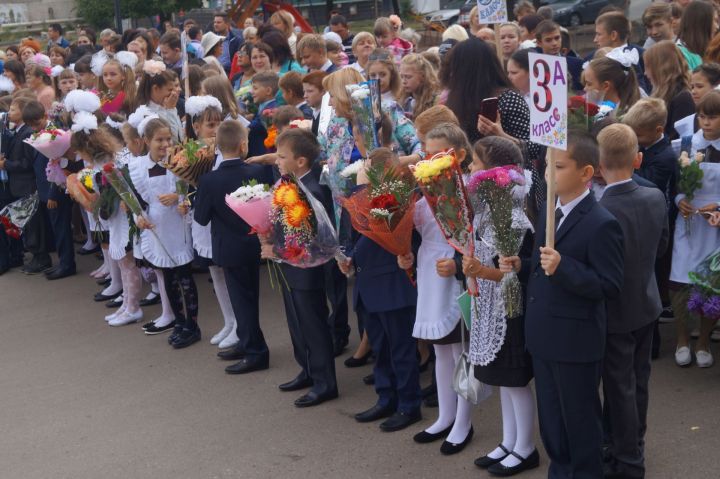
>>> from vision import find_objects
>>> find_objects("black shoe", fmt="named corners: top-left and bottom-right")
top-left (44, 266), bottom-right (59, 276)
top-left (167, 325), bottom-right (183, 345)
top-left (354, 403), bottom-right (396, 423)
top-left (413, 423), bottom-right (454, 444)
top-left (139, 292), bottom-right (161, 307)
top-left (440, 426), bottom-right (474, 455)
top-left (475, 444), bottom-right (511, 469)
top-left (333, 337), bottom-right (349, 357)
top-left (379, 410), bottom-right (422, 432)
top-left (96, 277), bottom-right (111, 286)
top-left (77, 245), bottom-right (100, 255)
top-left (94, 290), bottom-right (122, 302)
top-left (487, 449), bottom-right (540, 476)
top-left (172, 329), bottom-right (201, 349)
top-left (45, 268), bottom-right (76, 280)
top-left (363, 373), bottom-right (375, 385)
top-left (145, 321), bottom-right (175, 335)
top-left (344, 351), bottom-right (372, 368)
top-left (278, 375), bottom-right (313, 392)
top-left (217, 347), bottom-right (245, 361)
top-left (294, 390), bottom-right (339, 408)
top-left (106, 296), bottom-right (123, 308)
top-left (225, 356), bottom-right (269, 375)
top-left (22, 261), bottom-right (52, 275)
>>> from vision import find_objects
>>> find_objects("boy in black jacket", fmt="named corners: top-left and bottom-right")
top-left (260, 128), bottom-right (338, 408)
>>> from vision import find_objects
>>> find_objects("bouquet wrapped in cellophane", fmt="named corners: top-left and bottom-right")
top-left (410, 149), bottom-right (477, 294)
top-left (225, 180), bottom-right (274, 236)
top-left (346, 80), bottom-right (382, 155)
top-left (24, 128), bottom-right (73, 186)
top-left (0, 193), bottom-right (39, 237)
top-left (341, 163), bottom-right (417, 281)
top-left (269, 175), bottom-right (340, 268)
top-left (66, 168), bottom-right (99, 212)
top-left (162, 138), bottom-right (216, 187)
top-left (466, 165), bottom-right (530, 319)
top-left (688, 246), bottom-right (720, 321)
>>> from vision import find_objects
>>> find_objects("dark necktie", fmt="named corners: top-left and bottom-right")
top-left (555, 207), bottom-right (564, 231)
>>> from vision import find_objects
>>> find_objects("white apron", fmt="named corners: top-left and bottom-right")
top-left (412, 197), bottom-right (463, 340)
top-left (191, 150), bottom-right (222, 259)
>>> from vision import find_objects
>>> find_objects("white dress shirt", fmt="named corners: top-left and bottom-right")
top-left (555, 189), bottom-right (590, 230)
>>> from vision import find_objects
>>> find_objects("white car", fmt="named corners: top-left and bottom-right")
top-left (424, 0), bottom-right (474, 27)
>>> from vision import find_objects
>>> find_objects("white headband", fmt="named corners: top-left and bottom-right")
top-left (0, 75), bottom-right (15, 93)
top-left (105, 117), bottom-right (124, 130)
top-left (185, 95), bottom-right (223, 117)
top-left (64, 90), bottom-right (101, 113)
top-left (137, 113), bottom-right (160, 137)
top-left (114, 50), bottom-right (138, 70)
top-left (72, 111), bottom-right (99, 134)
top-left (127, 105), bottom-right (154, 130)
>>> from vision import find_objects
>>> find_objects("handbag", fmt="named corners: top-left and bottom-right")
top-left (452, 301), bottom-right (493, 405)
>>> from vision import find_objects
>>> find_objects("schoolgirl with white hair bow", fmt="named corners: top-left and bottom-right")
top-left (94, 51), bottom-right (139, 115)
top-left (582, 48), bottom-right (642, 120)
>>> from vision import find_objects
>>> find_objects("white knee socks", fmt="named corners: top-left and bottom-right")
top-left (209, 265), bottom-right (237, 346)
top-left (487, 387), bottom-right (518, 460)
top-left (499, 385), bottom-right (536, 467)
top-left (424, 343), bottom-right (457, 434)
top-left (446, 342), bottom-right (474, 444)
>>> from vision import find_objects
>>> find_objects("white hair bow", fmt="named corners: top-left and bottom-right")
top-left (127, 105), bottom-right (154, 130)
top-left (137, 114), bottom-right (160, 137)
top-left (72, 111), bottom-right (99, 134)
top-left (0, 75), bottom-right (15, 93)
top-left (606, 48), bottom-right (639, 69)
top-left (115, 51), bottom-right (138, 71)
top-left (50, 65), bottom-right (65, 78)
top-left (91, 51), bottom-right (110, 77)
top-left (105, 117), bottom-right (124, 130)
top-left (64, 90), bottom-right (101, 113)
top-left (185, 95), bottom-right (223, 117)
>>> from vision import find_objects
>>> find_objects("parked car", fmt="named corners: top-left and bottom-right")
top-left (541, 0), bottom-right (629, 27)
top-left (424, 0), bottom-right (474, 28)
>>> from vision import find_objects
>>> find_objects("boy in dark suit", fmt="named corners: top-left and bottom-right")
top-left (194, 120), bottom-right (274, 375)
top-left (501, 130), bottom-right (625, 478)
top-left (297, 34), bottom-right (339, 73)
top-left (247, 71), bottom-right (279, 159)
top-left (23, 100), bottom-right (76, 280)
top-left (536, 21), bottom-right (584, 92)
top-left (0, 96), bottom-right (51, 274)
top-left (260, 128), bottom-right (338, 408)
top-left (597, 124), bottom-right (669, 479)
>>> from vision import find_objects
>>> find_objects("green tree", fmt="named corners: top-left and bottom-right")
top-left (75, 0), bottom-right (202, 30)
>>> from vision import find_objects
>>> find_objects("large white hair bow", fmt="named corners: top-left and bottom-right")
top-left (72, 111), bottom-right (99, 134)
top-left (115, 51), bottom-right (139, 70)
top-left (137, 114), bottom-right (160, 137)
top-left (64, 90), bottom-right (101, 113)
top-left (606, 48), bottom-right (640, 69)
top-left (185, 95), bottom-right (223, 117)
top-left (127, 105), bottom-right (154, 130)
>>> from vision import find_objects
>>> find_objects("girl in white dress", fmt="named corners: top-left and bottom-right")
top-left (399, 123), bottom-right (474, 454)
top-left (130, 118), bottom-right (200, 349)
top-left (135, 60), bottom-right (184, 143)
top-left (182, 95), bottom-right (239, 349)
top-left (671, 91), bottom-right (720, 368)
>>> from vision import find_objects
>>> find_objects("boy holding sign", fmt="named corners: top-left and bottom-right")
top-left (500, 131), bottom-right (625, 478)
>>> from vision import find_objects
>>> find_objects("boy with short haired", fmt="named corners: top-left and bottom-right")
top-left (501, 130), bottom-right (625, 477)
top-left (23, 100), bottom-right (76, 279)
top-left (642, 2), bottom-right (675, 49)
top-left (596, 124), bottom-right (668, 479)
top-left (194, 120), bottom-right (275, 375)
top-left (592, 12), bottom-right (649, 92)
top-left (535, 20), bottom-right (584, 91)
top-left (296, 34), bottom-right (337, 73)
top-left (278, 72), bottom-right (313, 119)
top-left (374, 17), bottom-right (412, 64)
top-left (260, 128), bottom-right (338, 407)
top-left (248, 71), bottom-right (280, 158)
top-left (187, 26), bottom-right (205, 59)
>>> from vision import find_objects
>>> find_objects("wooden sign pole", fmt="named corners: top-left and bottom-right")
top-left (494, 23), bottom-right (503, 63)
top-left (545, 148), bottom-right (557, 249)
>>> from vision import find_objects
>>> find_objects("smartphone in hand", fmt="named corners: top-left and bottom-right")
top-left (480, 97), bottom-right (499, 122)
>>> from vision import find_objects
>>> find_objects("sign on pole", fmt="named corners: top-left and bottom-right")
top-left (528, 52), bottom-right (568, 250)
top-left (477, 0), bottom-right (509, 24)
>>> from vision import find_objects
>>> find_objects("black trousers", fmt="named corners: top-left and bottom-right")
top-left (224, 262), bottom-right (268, 360)
top-left (602, 321), bottom-right (655, 479)
top-left (533, 356), bottom-right (603, 479)
top-left (23, 201), bottom-right (51, 265)
top-left (281, 285), bottom-right (337, 395)
top-left (323, 261), bottom-right (350, 342)
top-left (47, 194), bottom-right (76, 272)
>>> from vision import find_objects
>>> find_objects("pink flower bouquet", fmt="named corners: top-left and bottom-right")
top-left (45, 158), bottom-right (70, 186)
top-left (225, 180), bottom-right (273, 235)
top-left (24, 128), bottom-right (72, 159)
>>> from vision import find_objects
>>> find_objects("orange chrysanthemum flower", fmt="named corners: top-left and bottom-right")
top-left (286, 202), bottom-right (311, 228)
top-left (274, 183), bottom-right (301, 208)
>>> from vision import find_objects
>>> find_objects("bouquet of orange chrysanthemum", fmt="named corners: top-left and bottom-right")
top-left (268, 175), bottom-right (339, 268)
top-left (163, 138), bottom-right (216, 186)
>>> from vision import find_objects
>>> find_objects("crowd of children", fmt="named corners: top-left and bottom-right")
top-left (2, 1), bottom-right (720, 477)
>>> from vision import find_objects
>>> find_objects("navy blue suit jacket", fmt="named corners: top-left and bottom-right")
top-left (637, 136), bottom-right (679, 214)
top-left (2, 124), bottom-right (36, 198)
top-left (522, 193), bottom-right (624, 363)
top-left (248, 100), bottom-right (277, 159)
top-left (193, 158), bottom-right (274, 268)
top-left (280, 171), bottom-right (335, 290)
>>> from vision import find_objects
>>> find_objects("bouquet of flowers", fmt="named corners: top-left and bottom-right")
top-left (66, 168), bottom-right (99, 212)
top-left (346, 80), bottom-right (382, 155)
top-left (260, 108), bottom-right (278, 130)
top-left (162, 138), bottom-right (216, 186)
top-left (410, 149), bottom-right (476, 294)
top-left (269, 175), bottom-right (340, 268)
top-left (688, 246), bottom-right (720, 321)
top-left (45, 157), bottom-right (70, 186)
top-left (0, 193), bottom-right (39, 238)
top-left (678, 150), bottom-right (705, 233)
top-left (101, 162), bottom-right (176, 262)
top-left (568, 94), bottom-right (601, 132)
top-left (341, 163), bottom-right (417, 280)
top-left (225, 180), bottom-right (274, 235)
top-left (467, 165), bottom-right (530, 319)
top-left (264, 125), bottom-right (278, 150)
top-left (23, 128), bottom-right (72, 159)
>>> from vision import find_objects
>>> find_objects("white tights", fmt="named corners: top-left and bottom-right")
top-left (487, 385), bottom-right (536, 467)
top-left (209, 265), bottom-right (236, 342)
top-left (153, 269), bottom-right (175, 327)
top-left (117, 254), bottom-right (141, 315)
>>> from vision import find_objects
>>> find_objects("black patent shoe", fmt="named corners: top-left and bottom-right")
top-left (440, 426), bottom-right (474, 455)
top-left (487, 449), bottom-right (540, 476)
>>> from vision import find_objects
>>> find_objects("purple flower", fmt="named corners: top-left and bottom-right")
top-left (702, 295), bottom-right (720, 320)
top-left (688, 289), bottom-right (705, 314)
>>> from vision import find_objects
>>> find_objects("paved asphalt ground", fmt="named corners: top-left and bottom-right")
top-left (1, 253), bottom-right (719, 479)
